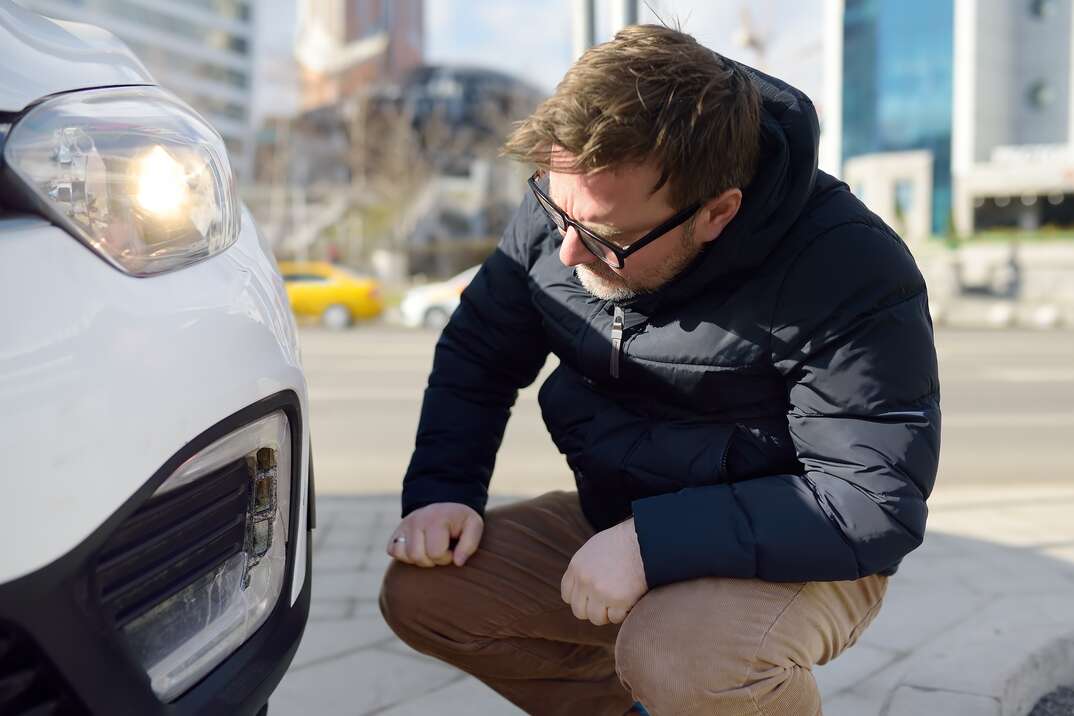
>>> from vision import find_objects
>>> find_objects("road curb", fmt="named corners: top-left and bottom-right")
top-left (885, 595), bottom-right (1074, 716)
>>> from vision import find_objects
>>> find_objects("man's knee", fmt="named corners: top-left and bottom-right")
top-left (378, 559), bottom-right (427, 644)
top-left (378, 560), bottom-right (493, 657)
top-left (614, 588), bottom-right (817, 713)
top-left (614, 601), bottom-right (755, 700)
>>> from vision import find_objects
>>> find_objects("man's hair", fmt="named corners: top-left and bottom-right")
top-left (503, 25), bottom-right (763, 210)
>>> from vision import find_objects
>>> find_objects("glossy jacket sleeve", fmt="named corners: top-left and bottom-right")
top-left (400, 193), bottom-right (552, 519)
top-left (631, 222), bottom-right (941, 587)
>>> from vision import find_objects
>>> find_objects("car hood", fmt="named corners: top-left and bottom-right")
top-left (0, 3), bottom-right (154, 113)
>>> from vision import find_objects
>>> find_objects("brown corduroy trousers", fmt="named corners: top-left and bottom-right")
top-left (379, 491), bottom-right (887, 716)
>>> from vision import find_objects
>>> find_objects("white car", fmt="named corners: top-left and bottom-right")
top-left (398, 265), bottom-right (480, 329)
top-left (0, 6), bottom-right (312, 715)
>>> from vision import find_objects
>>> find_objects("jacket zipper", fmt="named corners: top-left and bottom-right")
top-left (610, 305), bottom-right (625, 379)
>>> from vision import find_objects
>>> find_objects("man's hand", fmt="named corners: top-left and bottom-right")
top-left (561, 518), bottom-right (648, 626)
top-left (386, 502), bottom-right (484, 568)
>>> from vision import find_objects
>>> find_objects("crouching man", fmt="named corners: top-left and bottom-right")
top-left (379, 24), bottom-right (940, 716)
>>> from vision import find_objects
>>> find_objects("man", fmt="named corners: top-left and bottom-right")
top-left (379, 25), bottom-right (939, 716)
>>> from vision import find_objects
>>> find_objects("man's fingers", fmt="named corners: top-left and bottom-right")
top-left (587, 600), bottom-right (609, 626)
top-left (560, 572), bottom-right (574, 605)
top-left (452, 515), bottom-right (483, 566)
top-left (388, 530), bottom-right (411, 563)
top-left (606, 606), bottom-right (629, 625)
top-left (406, 529), bottom-right (436, 568)
top-left (570, 591), bottom-right (589, 621)
top-left (425, 525), bottom-right (454, 566)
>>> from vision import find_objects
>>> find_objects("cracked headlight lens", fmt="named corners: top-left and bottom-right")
top-left (1, 86), bottom-right (239, 276)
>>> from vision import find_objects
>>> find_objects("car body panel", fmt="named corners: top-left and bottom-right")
top-left (0, 3), bottom-right (153, 112)
top-left (278, 260), bottom-right (384, 322)
top-left (0, 208), bottom-right (311, 605)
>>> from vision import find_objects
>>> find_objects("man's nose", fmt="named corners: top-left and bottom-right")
top-left (559, 227), bottom-right (593, 267)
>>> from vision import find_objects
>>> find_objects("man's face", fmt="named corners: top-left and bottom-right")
top-left (548, 158), bottom-right (705, 302)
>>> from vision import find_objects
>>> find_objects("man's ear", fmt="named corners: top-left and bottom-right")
top-left (695, 188), bottom-right (743, 245)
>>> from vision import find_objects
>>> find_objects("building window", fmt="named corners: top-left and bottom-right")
top-left (1027, 80), bottom-right (1056, 109)
top-left (1030, 0), bottom-right (1058, 19)
top-left (124, 40), bottom-right (249, 88)
top-left (894, 179), bottom-right (915, 218)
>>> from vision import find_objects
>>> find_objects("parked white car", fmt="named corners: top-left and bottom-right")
top-left (399, 265), bottom-right (480, 329)
top-left (0, 5), bottom-right (311, 715)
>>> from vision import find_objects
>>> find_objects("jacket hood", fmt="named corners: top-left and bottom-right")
top-left (626, 60), bottom-right (820, 315)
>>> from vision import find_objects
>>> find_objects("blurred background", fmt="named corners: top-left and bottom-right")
top-left (14, 0), bottom-right (1074, 493)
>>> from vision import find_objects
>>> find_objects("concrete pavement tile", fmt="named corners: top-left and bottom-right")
top-left (289, 618), bottom-right (395, 670)
top-left (326, 515), bottom-right (395, 536)
top-left (821, 695), bottom-right (875, 716)
top-left (854, 579), bottom-right (988, 653)
top-left (316, 497), bottom-right (398, 514)
top-left (911, 533), bottom-right (979, 559)
top-left (926, 486), bottom-right (1074, 509)
top-left (361, 549), bottom-right (396, 573)
top-left (887, 553), bottom-right (959, 583)
top-left (314, 543), bottom-right (367, 572)
top-left (926, 513), bottom-right (1055, 548)
top-left (374, 675), bottom-right (524, 715)
top-left (1003, 504), bottom-right (1074, 537)
top-left (938, 550), bottom-right (1074, 596)
top-left (380, 637), bottom-right (432, 660)
top-left (355, 599), bottom-right (385, 617)
top-left (324, 524), bottom-right (390, 552)
top-left (309, 596), bottom-right (358, 621)
top-left (886, 686), bottom-right (1001, 716)
top-left (271, 647), bottom-right (460, 716)
top-left (818, 652), bottom-right (916, 716)
top-left (314, 570), bottom-right (387, 601)
top-left (895, 595), bottom-right (1074, 715)
top-left (822, 690), bottom-right (887, 716)
top-left (814, 643), bottom-right (900, 699)
top-left (901, 612), bottom-right (1074, 704)
top-left (313, 527), bottom-right (333, 550)
top-left (826, 595), bottom-right (1074, 714)
top-left (1040, 544), bottom-right (1074, 566)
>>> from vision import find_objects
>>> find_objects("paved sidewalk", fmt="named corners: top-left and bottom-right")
top-left (271, 485), bottom-right (1074, 716)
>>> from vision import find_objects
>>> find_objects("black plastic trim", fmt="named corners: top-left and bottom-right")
top-left (0, 391), bottom-right (311, 716)
top-left (307, 446), bottom-right (317, 531)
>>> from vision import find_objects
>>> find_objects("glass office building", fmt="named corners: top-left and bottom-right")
top-left (842, 0), bottom-right (954, 234)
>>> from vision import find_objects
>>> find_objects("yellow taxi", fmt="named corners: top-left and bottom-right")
top-left (277, 261), bottom-right (383, 329)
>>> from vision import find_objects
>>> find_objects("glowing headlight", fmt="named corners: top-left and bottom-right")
top-left (1, 86), bottom-right (239, 277)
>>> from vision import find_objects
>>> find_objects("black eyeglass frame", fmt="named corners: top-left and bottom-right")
top-left (527, 170), bottom-right (702, 269)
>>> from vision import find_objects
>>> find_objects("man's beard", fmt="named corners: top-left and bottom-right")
top-left (574, 227), bottom-right (704, 302)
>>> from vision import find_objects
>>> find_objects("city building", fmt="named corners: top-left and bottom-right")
top-left (17, 0), bottom-right (259, 179)
top-left (823, 0), bottom-right (1074, 239)
top-left (295, 0), bottom-right (423, 111)
top-left (248, 63), bottom-right (540, 274)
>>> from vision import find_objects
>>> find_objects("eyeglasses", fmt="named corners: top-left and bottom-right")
top-left (528, 170), bottom-right (701, 269)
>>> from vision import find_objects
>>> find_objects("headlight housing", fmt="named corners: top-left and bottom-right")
top-left (96, 412), bottom-right (292, 702)
top-left (1, 86), bottom-right (239, 277)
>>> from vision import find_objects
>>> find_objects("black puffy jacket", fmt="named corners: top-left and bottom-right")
top-left (400, 66), bottom-right (941, 588)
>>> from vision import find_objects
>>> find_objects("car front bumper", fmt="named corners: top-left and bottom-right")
top-left (0, 209), bottom-right (313, 713)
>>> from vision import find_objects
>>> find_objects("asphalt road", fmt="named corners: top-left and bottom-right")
top-left (301, 325), bottom-right (1074, 497)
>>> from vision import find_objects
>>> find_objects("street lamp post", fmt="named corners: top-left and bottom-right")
top-left (572, 0), bottom-right (596, 61)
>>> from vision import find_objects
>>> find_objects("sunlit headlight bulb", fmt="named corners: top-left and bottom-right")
top-left (4, 86), bottom-right (241, 275)
top-left (135, 146), bottom-right (188, 216)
